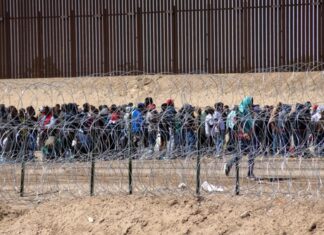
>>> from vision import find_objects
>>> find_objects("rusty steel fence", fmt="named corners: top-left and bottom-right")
top-left (0, 0), bottom-right (324, 78)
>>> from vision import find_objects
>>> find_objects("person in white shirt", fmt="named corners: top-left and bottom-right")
top-left (204, 107), bottom-right (215, 151)
top-left (213, 102), bottom-right (225, 157)
top-left (311, 105), bottom-right (324, 122)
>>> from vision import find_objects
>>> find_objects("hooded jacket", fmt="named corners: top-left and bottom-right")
top-left (238, 96), bottom-right (253, 134)
top-left (131, 109), bottom-right (144, 134)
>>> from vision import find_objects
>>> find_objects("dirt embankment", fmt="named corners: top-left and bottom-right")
top-left (0, 72), bottom-right (323, 108)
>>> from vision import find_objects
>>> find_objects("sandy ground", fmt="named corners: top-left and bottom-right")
top-left (0, 72), bottom-right (323, 108)
top-left (1, 157), bottom-right (324, 234)
top-left (0, 194), bottom-right (324, 235)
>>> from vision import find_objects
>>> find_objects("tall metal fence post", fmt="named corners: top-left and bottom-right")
top-left (241, 0), bottom-right (249, 73)
top-left (196, 112), bottom-right (201, 196)
top-left (20, 136), bottom-right (28, 197)
top-left (70, 9), bottom-right (77, 77)
top-left (128, 120), bottom-right (133, 194)
top-left (37, 11), bottom-right (44, 78)
top-left (279, 0), bottom-right (286, 68)
top-left (90, 153), bottom-right (95, 196)
top-left (320, 0), bottom-right (324, 70)
top-left (20, 160), bottom-right (25, 197)
top-left (235, 138), bottom-right (240, 195)
top-left (0, 4), bottom-right (4, 79)
top-left (207, 2), bottom-right (212, 73)
top-left (235, 161), bottom-right (240, 195)
top-left (5, 11), bottom-right (11, 78)
top-left (103, 8), bottom-right (109, 74)
top-left (136, 6), bottom-right (143, 74)
top-left (172, 3), bottom-right (178, 74)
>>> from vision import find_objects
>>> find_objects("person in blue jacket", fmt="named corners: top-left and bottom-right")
top-left (131, 103), bottom-right (145, 148)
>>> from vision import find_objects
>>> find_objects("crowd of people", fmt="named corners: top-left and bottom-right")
top-left (0, 97), bottom-right (323, 178)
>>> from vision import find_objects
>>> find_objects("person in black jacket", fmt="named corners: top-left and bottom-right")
top-left (289, 103), bottom-right (311, 157)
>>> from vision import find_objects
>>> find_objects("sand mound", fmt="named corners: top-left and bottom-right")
top-left (0, 72), bottom-right (323, 108)
top-left (1, 195), bottom-right (324, 235)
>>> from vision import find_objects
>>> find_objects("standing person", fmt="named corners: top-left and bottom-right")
top-left (277, 104), bottom-right (291, 157)
top-left (5, 107), bottom-right (21, 160)
top-left (143, 97), bottom-right (153, 148)
top-left (107, 105), bottom-right (120, 151)
top-left (251, 105), bottom-right (264, 156)
top-left (159, 99), bottom-right (176, 157)
top-left (25, 106), bottom-right (38, 159)
top-left (181, 104), bottom-right (196, 154)
top-left (289, 103), bottom-right (311, 157)
top-left (197, 108), bottom-right (207, 150)
top-left (213, 102), bottom-right (225, 157)
top-left (312, 105), bottom-right (323, 155)
top-left (224, 96), bottom-right (256, 179)
top-left (269, 103), bottom-right (282, 156)
top-left (38, 106), bottom-right (52, 149)
top-left (204, 106), bottom-right (215, 152)
top-left (146, 104), bottom-right (159, 154)
top-left (159, 103), bottom-right (168, 154)
top-left (313, 108), bottom-right (324, 156)
top-left (262, 106), bottom-right (273, 156)
top-left (131, 103), bottom-right (145, 149)
top-left (124, 105), bottom-right (132, 132)
top-left (226, 105), bottom-right (239, 154)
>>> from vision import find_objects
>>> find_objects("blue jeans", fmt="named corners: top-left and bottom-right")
top-left (214, 132), bottom-right (224, 155)
top-left (183, 129), bottom-right (196, 153)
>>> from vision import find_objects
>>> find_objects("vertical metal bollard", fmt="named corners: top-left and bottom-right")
top-left (20, 135), bottom-right (27, 197)
top-left (90, 154), bottom-right (95, 196)
top-left (129, 157), bottom-right (133, 195)
top-left (20, 160), bottom-right (25, 197)
top-left (196, 148), bottom-right (201, 195)
top-left (235, 161), bottom-right (240, 195)
top-left (128, 122), bottom-right (133, 195)
top-left (196, 112), bottom-right (201, 196)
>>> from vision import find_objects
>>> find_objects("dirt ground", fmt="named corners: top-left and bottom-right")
top-left (1, 157), bottom-right (324, 234)
top-left (0, 194), bottom-right (324, 235)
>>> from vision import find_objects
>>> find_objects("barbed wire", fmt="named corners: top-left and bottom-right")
top-left (0, 64), bottom-right (324, 202)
